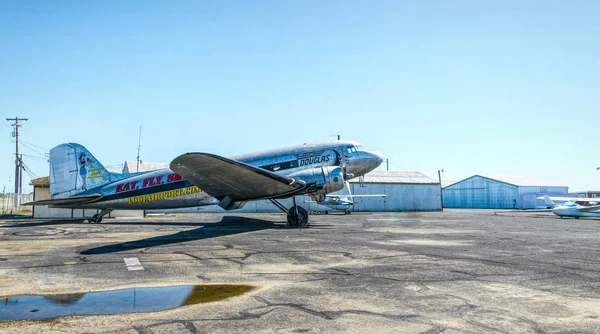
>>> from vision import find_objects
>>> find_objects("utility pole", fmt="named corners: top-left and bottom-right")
top-left (6, 117), bottom-right (28, 194)
top-left (438, 169), bottom-right (444, 209)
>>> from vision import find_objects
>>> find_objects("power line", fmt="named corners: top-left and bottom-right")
top-left (20, 141), bottom-right (47, 157)
top-left (21, 154), bottom-right (48, 161)
top-left (19, 139), bottom-right (48, 152)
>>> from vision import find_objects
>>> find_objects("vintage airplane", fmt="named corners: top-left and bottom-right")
top-left (25, 141), bottom-right (384, 227)
top-left (306, 181), bottom-right (386, 214)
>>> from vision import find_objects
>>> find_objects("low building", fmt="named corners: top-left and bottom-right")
top-left (29, 176), bottom-right (144, 219)
top-left (158, 170), bottom-right (442, 213)
top-left (443, 175), bottom-right (569, 209)
top-left (570, 191), bottom-right (600, 199)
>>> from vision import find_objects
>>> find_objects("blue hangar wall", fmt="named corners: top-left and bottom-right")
top-left (442, 175), bottom-right (568, 209)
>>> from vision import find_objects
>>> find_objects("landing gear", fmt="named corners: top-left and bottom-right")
top-left (88, 209), bottom-right (113, 224)
top-left (269, 197), bottom-right (309, 228)
top-left (287, 206), bottom-right (309, 227)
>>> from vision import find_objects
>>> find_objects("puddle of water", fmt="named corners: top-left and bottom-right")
top-left (0, 284), bottom-right (254, 321)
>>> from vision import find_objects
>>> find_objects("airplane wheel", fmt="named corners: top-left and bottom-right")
top-left (287, 206), bottom-right (309, 228)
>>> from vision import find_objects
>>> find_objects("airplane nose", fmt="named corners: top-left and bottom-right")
top-left (372, 151), bottom-right (384, 167)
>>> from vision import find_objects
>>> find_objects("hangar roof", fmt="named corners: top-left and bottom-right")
top-left (444, 175), bottom-right (565, 188)
top-left (481, 175), bottom-right (561, 187)
top-left (349, 170), bottom-right (439, 185)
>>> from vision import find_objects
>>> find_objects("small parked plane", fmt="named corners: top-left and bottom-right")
top-left (539, 196), bottom-right (600, 218)
top-left (26, 141), bottom-right (383, 227)
top-left (306, 181), bottom-right (386, 214)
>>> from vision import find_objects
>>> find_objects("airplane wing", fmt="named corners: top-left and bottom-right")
top-left (339, 194), bottom-right (387, 198)
top-left (541, 196), bottom-right (599, 203)
top-left (577, 205), bottom-right (600, 212)
top-left (170, 153), bottom-right (307, 202)
top-left (22, 194), bottom-right (103, 206)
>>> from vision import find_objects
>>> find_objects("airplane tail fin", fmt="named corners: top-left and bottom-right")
top-left (542, 195), bottom-right (556, 208)
top-left (49, 143), bottom-right (120, 198)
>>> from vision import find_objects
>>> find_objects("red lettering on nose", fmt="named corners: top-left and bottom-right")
top-left (142, 178), bottom-right (150, 187)
top-left (116, 184), bottom-right (123, 193)
top-left (174, 174), bottom-right (182, 181)
top-left (156, 175), bottom-right (164, 184)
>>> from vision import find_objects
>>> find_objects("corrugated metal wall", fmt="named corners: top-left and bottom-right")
top-left (350, 183), bottom-right (441, 211)
top-left (33, 187), bottom-right (144, 219)
top-left (518, 186), bottom-right (569, 209)
top-left (155, 183), bottom-right (442, 213)
top-left (443, 176), bottom-right (519, 209)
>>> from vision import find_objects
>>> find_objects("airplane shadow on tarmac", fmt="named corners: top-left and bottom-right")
top-left (79, 216), bottom-right (282, 255)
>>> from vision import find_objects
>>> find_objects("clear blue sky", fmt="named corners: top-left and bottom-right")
top-left (1, 0), bottom-right (599, 193)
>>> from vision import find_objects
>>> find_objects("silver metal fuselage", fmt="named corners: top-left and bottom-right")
top-left (70, 140), bottom-right (383, 210)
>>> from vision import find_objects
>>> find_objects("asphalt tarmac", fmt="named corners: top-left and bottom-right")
top-left (1, 210), bottom-right (600, 333)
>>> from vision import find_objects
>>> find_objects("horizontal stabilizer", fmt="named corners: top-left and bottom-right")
top-left (23, 194), bottom-right (103, 206)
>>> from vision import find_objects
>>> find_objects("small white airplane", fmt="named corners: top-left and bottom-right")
top-left (550, 201), bottom-right (600, 218)
top-left (306, 181), bottom-right (386, 214)
top-left (540, 196), bottom-right (600, 218)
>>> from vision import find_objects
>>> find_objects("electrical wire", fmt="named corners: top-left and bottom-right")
top-left (21, 161), bottom-right (39, 179)
top-left (21, 154), bottom-right (48, 162)
top-left (20, 141), bottom-right (47, 157)
top-left (19, 139), bottom-right (48, 152)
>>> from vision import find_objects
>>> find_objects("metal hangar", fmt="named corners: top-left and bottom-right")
top-left (442, 175), bottom-right (569, 209)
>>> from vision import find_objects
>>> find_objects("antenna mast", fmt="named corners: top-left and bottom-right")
top-left (136, 123), bottom-right (142, 172)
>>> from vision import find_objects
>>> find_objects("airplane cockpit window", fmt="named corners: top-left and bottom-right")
top-left (355, 145), bottom-right (363, 150)
top-left (346, 146), bottom-right (357, 154)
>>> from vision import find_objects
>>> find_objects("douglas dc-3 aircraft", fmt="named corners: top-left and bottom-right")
top-left (26, 141), bottom-right (384, 227)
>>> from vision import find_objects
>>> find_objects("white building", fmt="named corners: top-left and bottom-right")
top-left (160, 170), bottom-right (442, 213)
top-left (29, 176), bottom-right (143, 219)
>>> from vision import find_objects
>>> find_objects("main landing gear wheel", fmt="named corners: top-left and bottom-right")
top-left (88, 214), bottom-right (102, 224)
top-left (87, 209), bottom-right (112, 224)
top-left (287, 206), bottom-right (309, 228)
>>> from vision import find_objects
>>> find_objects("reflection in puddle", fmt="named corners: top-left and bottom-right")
top-left (1, 284), bottom-right (254, 321)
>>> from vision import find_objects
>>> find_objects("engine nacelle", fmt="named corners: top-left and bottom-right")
top-left (288, 166), bottom-right (344, 195)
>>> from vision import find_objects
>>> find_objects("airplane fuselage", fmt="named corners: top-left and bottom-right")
top-left (552, 205), bottom-right (600, 218)
top-left (64, 140), bottom-right (383, 210)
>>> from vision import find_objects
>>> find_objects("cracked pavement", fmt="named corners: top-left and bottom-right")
top-left (1, 210), bottom-right (600, 333)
